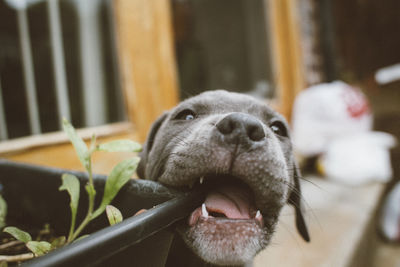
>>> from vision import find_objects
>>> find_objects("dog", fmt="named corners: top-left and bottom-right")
top-left (137, 90), bottom-right (310, 266)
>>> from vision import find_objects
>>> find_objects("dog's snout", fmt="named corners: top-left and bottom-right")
top-left (216, 113), bottom-right (265, 143)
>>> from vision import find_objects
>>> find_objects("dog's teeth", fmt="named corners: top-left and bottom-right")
top-left (199, 176), bottom-right (204, 184)
top-left (201, 203), bottom-right (209, 218)
top-left (255, 210), bottom-right (261, 219)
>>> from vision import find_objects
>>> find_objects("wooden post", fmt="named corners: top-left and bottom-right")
top-left (113, 0), bottom-right (179, 141)
top-left (267, 0), bottom-right (305, 120)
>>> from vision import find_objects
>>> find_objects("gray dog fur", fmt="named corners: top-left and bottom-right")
top-left (137, 90), bottom-right (309, 266)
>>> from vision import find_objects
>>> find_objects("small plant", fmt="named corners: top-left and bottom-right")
top-left (1, 119), bottom-right (141, 261)
top-left (3, 227), bottom-right (52, 257)
top-left (0, 195), bottom-right (6, 230)
top-left (105, 205), bottom-right (123, 226)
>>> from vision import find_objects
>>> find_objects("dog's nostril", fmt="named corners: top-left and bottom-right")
top-left (216, 113), bottom-right (265, 142)
top-left (216, 117), bottom-right (235, 135)
top-left (248, 124), bottom-right (265, 141)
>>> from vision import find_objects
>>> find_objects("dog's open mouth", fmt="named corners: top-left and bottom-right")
top-left (187, 175), bottom-right (264, 228)
top-left (182, 175), bottom-right (266, 265)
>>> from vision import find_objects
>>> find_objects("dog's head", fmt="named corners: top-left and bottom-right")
top-left (137, 90), bottom-right (309, 266)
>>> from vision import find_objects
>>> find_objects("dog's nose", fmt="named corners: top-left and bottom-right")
top-left (216, 113), bottom-right (265, 143)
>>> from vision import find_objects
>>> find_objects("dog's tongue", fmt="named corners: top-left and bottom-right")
top-left (205, 185), bottom-right (252, 219)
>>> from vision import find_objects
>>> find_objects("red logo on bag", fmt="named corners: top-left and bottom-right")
top-left (342, 87), bottom-right (370, 119)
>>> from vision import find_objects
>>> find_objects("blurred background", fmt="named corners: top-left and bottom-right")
top-left (0, 0), bottom-right (399, 266)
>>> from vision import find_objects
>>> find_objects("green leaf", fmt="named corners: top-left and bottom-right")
top-left (59, 174), bottom-right (80, 236)
top-left (3, 227), bottom-right (32, 243)
top-left (97, 140), bottom-right (142, 153)
top-left (26, 241), bottom-right (52, 256)
top-left (106, 205), bottom-right (123, 225)
top-left (0, 195), bottom-right (7, 229)
top-left (51, 236), bottom-right (66, 248)
top-left (62, 118), bottom-right (90, 170)
top-left (0, 261), bottom-right (8, 267)
top-left (92, 157), bottom-right (139, 219)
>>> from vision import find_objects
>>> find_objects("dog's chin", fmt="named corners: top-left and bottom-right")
top-left (181, 218), bottom-right (268, 266)
top-left (173, 175), bottom-right (273, 266)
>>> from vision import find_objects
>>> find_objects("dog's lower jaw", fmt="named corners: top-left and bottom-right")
top-left (178, 219), bottom-right (272, 266)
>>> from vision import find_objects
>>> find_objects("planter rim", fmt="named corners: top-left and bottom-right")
top-left (0, 159), bottom-right (205, 266)
top-left (25, 190), bottom-right (204, 267)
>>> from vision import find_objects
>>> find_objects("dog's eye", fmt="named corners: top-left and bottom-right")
top-left (270, 121), bottom-right (288, 137)
top-left (174, 109), bottom-right (196, 121)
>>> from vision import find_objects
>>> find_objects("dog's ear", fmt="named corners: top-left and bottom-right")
top-left (137, 112), bottom-right (168, 179)
top-left (288, 160), bottom-right (310, 242)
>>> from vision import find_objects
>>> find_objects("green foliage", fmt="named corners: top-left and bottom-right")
top-left (92, 158), bottom-right (139, 219)
top-left (0, 195), bottom-right (7, 230)
top-left (2, 119), bottom-right (141, 261)
top-left (3, 227), bottom-right (52, 256)
top-left (106, 205), bottom-right (123, 226)
top-left (3, 227), bottom-right (32, 243)
top-left (26, 241), bottom-right (52, 256)
top-left (51, 236), bottom-right (66, 249)
top-left (61, 119), bottom-right (140, 243)
top-left (62, 118), bottom-right (90, 171)
top-left (84, 184), bottom-right (96, 200)
top-left (59, 174), bottom-right (80, 241)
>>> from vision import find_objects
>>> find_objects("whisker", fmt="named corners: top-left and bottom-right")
top-left (277, 178), bottom-right (321, 230)
top-left (286, 166), bottom-right (326, 191)
top-left (277, 219), bottom-right (305, 253)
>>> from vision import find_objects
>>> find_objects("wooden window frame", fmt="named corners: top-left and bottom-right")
top-left (114, 0), bottom-right (305, 142)
top-left (113, 0), bottom-right (179, 142)
top-left (2, 0), bottom-right (304, 170)
top-left (266, 0), bottom-right (305, 120)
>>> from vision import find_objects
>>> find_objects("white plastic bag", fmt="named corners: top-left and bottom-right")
top-left (292, 81), bottom-right (372, 157)
top-left (292, 81), bottom-right (397, 185)
top-left (319, 132), bottom-right (396, 185)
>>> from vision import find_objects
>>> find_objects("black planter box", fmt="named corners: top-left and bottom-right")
top-left (0, 160), bottom-right (204, 267)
